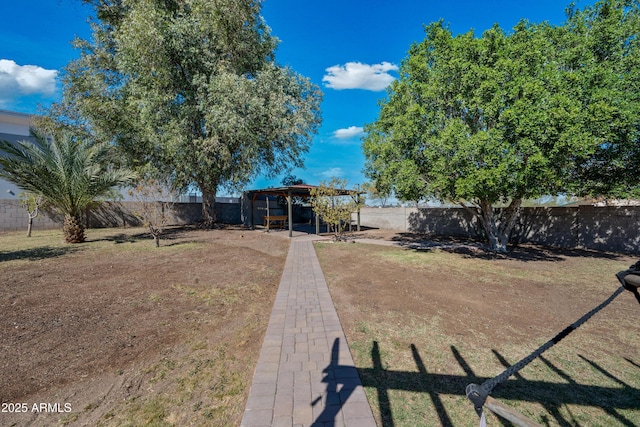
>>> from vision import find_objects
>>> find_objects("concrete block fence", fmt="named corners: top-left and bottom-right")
top-left (356, 205), bottom-right (640, 254)
top-left (3, 197), bottom-right (638, 254)
top-left (0, 199), bottom-right (241, 233)
top-left (0, 199), bottom-right (60, 232)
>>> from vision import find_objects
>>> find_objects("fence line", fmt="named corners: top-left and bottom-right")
top-left (3, 198), bottom-right (638, 254)
top-left (0, 199), bottom-right (240, 233)
top-left (355, 205), bottom-right (640, 254)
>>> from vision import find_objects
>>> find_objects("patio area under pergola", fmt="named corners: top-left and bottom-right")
top-left (244, 184), bottom-right (364, 237)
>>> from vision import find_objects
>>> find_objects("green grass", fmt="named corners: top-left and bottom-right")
top-left (375, 245), bottom-right (629, 290)
top-left (316, 241), bottom-right (640, 427)
top-left (348, 314), bottom-right (640, 426)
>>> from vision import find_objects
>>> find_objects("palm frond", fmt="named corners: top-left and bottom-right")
top-left (0, 129), bottom-right (136, 218)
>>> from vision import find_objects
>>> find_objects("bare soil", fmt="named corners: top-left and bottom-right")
top-left (316, 230), bottom-right (640, 426)
top-left (0, 226), bottom-right (289, 427)
top-left (327, 230), bottom-right (638, 342)
top-left (2, 225), bottom-right (638, 426)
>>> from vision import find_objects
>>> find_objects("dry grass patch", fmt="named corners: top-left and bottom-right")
top-left (316, 239), bottom-right (640, 426)
top-left (1, 226), bottom-right (288, 427)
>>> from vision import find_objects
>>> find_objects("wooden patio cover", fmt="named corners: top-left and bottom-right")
top-left (245, 184), bottom-right (363, 237)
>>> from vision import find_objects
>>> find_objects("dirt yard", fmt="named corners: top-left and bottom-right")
top-left (0, 226), bottom-right (289, 427)
top-left (2, 225), bottom-right (639, 426)
top-left (316, 230), bottom-right (640, 426)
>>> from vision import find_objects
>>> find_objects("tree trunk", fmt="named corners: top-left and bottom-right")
top-left (200, 188), bottom-right (217, 228)
top-left (463, 198), bottom-right (522, 253)
top-left (63, 214), bottom-right (85, 243)
top-left (148, 224), bottom-right (161, 248)
top-left (25, 196), bottom-right (40, 238)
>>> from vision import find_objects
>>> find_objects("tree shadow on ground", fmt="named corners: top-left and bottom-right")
top-left (92, 225), bottom-right (197, 245)
top-left (357, 342), bottom-right (640, 427)
top-left (98, 232), bottom-right (148, 244)
top-left (0, 245), bottom-right (79, 262)
top-left (390, 233), bottom-right (625, 262)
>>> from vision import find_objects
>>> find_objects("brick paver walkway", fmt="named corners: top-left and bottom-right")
top-left (241, 237), bottom-right (376, 427)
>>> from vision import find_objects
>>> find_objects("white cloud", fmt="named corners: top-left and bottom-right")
top-left (323, 61), bottom-right (398, 91)
top-left (0, 59), bottom-right (58, 100)
top-left (319, 167), bottom-right (344, 178)
top-left (333, 126), bottom-right (365, 139)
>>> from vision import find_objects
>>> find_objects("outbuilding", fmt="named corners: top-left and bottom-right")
top-left (243, 184), bottom-right (363, 237)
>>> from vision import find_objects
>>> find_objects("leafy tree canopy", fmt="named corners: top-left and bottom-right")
top-left (282, 174), bottom-right (304, 186)
top-left (50, 0), bottom-right (322, 224)
top-left (562, 0), bottom-right (640, 198)
top-left (310, 178), bottom-right (361, 240)
top-left (278, 174), bottom-right (305, 207)
top-left (363, 0), bottom-right (640, 252)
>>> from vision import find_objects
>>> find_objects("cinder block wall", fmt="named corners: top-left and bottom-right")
top-left (85, 201), bottom-right (208, 228)
top-left (356, 207), bottom-right (481, 236)
top-left (0, 199), bottom-right (242, 233)
top-left (0, 199), bottom-right (61, 232)
top-left (357, 206), bottom-right (640, 254)
top-left (576, 206), bottom-right (640, 254)
top-left (512, 207), bottom-right (578, 248)
top-left (508, 206), bottom-right (639, 253)
top-left (241, 197), bottom-right (286, 228)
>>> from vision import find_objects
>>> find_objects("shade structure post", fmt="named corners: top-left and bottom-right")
top-left (356, 193), bottom-right (361, 231)
top-left (251, 193), bottom-right (258, 230)
top-left (287, 190), bottom-right (293, 238)
top-left (250, 193), bottom-right (256, 229)
top-left (266, 195), bottom-right (271, 231)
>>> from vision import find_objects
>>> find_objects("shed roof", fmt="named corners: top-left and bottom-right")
top-left (245, 184), bottom-right (362, 199)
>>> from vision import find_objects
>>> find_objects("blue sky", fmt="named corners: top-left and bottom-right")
top-left (1, 0), bottom-right (596, 193)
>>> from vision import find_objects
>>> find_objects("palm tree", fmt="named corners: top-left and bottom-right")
top-left (0, 129), bottom-right (136, 243)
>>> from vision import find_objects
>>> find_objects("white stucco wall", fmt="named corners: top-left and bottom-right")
top-left (0, 109), bottom-right (33, 199)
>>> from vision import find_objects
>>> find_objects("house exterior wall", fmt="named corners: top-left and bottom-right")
top-left (0, 110), bottom-right (34, 200)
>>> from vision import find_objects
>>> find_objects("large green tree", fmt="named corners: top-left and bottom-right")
top-left (562, 0), bottom-right (640, 199)
top-left (0, 130), bottom-right (136, 243)
top-left (363, 0), bottom-right (640, 252)
top-left (50, 0), bottom-right (322, 225)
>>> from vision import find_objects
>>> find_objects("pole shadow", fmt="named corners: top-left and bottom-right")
top-left (311, 338), bottom-right (362, 427)
top-left (355, 342), bottom-right (640, 427)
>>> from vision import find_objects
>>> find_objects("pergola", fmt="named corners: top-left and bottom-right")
top-left (245, 184), bottom-right (363, 237)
